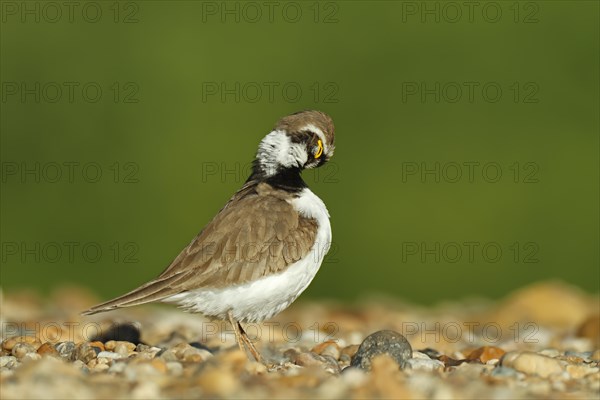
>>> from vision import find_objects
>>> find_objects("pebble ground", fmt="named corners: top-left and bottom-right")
top-left (1, 281), bottom-right (598, 399)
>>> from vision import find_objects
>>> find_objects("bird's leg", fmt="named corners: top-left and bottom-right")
top-left (237, 321), bottom-right (266, 364)
top-left (227, 311), bottom-right (245, 353)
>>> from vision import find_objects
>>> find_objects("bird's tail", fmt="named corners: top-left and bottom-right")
top-left (81, 273), bottom-right (185, 315)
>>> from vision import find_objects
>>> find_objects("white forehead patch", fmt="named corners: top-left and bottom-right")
top-left (257, 130), bottom-right (308, 176)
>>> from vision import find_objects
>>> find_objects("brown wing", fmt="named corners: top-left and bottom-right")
top-left (82, 182), bottom-right (318, 315)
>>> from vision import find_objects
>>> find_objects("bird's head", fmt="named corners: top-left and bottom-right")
top-left (255, 110), bottom-right (335, 176)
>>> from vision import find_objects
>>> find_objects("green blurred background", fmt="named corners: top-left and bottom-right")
top-left (1, 1), bottom-right (598, 304)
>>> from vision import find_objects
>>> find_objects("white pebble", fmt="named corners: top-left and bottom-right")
top-left (407, 358), bottom-right (444, 372)
top-left (97, 351), bottom-right (125, 360)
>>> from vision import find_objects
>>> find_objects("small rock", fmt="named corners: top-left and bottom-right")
top-left (592, 349), bottom-right (600, 361)
top-left (412, 351), bottom-right (432, 360)
top-left (91, 363), bottom-right (110, 372)
top-left (136, 343), bottom-right (151, 353)
top-left (501, 352), bottom-right (564, 378)
top-left (97, 351), bottom-right (125, 359)
top-left (89, 341), bottom-right (105, 352)
top-left (55, 342), bottom-right (76, 359)
top-left (124, 361), bottom-right (164, 380)
top-left (36, 342), bottom-right (59, 357)
top-left (565, 350), bottom-right (593, 359)
top-left (2, 338), bottom-right (16, 351)
top-left (72, 343), bottom-right (98, 364)
top-left (0, 356), bottom-right (18, 369)
top-left (340, 344), bottom-right (360, 359)
top-left (114, 342), bottom-right (134, 357)
top-left (567, 364), bottom-right (599, 379)
top-left (539, 349), bottom-right (560, 358)
top-left (2, 336), bottom-right (41, 351)
top-left (350, 330), bottom-right (412, 371)
top-left (452, 362), bottom-right (489, 379)
top-left (311, 340), bottom-right (341, 360)
top-left (560, 355), bottom-right (584, 364)
top-left (182, 347), bottom-right (212, 363)
top-left (12, 343), bottom-right (37, 359)
top-left (158, 349), bottom-right (179, 362)
top-left (321, 355), bottom-right (342, 374)
top-left (466, 346), bottom-right (506, 363)
top-left (73, 359), bottom-right (89, 373)
top-left (339, 353), bottom-right (352, 364)
top-left (108, 362), bottom-right (127, 374)
top-left (407, 358), bottom-right (444, 372)
top-left (87, 357), bottom-right (111, 369)
top-left (285, 349), bottom-right (341, 374)
top-left (171, 342), bottom-right (195, 360)
top-left (438, 355), bottom-right (466, 367)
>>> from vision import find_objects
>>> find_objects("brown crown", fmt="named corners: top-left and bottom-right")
top-left (275, 110), bottom-right (335, 147)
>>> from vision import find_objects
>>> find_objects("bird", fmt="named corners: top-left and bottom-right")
top-left (82, 110), bottom-right (335, 362)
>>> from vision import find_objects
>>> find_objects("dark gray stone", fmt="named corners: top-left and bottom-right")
top-left (55, 341), bottom-right (76, 359)
top-left (351, 330), bottom-right (412, 371)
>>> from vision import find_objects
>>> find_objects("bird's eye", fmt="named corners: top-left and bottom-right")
top-left (314, 139), bottom-right (323, 159)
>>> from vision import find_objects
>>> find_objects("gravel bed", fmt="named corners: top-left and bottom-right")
top-left (1, 281), bottom-right (598, 399)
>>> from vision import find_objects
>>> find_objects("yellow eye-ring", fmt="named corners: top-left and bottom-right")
top-left (315, 139), bottom-right (324, 159)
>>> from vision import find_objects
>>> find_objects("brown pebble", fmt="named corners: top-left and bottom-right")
top-left (295, 351), bottom-right (324, 367)
top-left (89, 341), bottom-right (105, 352)
top-left (104, 340), bottom-right (116, 351)
top-left (114, 343), bottom-right (131, 356)
top-left (171, 342), bottom-right (193, 359)
top-left (37, 342), bottom-right (59, 356)
top-left (340, 344), bottom-right (360, 359)
top-left (12, 343), bottom-right (37, 359)
top-left (466, 346), bottom-right (506, 363)
top-left (438, 354), bottom-right (466, 367)
top-left (2, 336), bottom-right (42, 351)
top-left (182, 347), bottom-right (211, 363)
top-left (311, 340), bottom-right (340, 359)
top-left (289, 350), bottom-right (340, 373)
top-left (93, 363), bottom-right (110, 372)
top-left (73, 342), bottom-right (98, 364)
top-left (113, 341), bottom-right (135, 352)
top-left (577, 314), bottom-right (600, 347)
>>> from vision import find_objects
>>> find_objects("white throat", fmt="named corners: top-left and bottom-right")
top-left (256, 130), bottom-right (307, 176)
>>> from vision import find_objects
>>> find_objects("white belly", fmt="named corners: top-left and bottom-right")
top-left (163, 188), bottom-right (331, 323)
